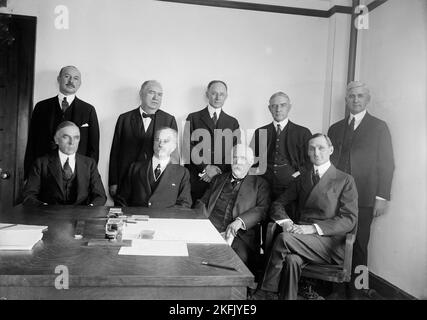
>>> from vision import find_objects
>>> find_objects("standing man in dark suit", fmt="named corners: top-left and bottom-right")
top-left (253, 133), bottom-right (358, 300)
top-left (109, 80), bottom-right (178, 199)
top-left (116, 128), bottom-right (192, 208)
top-left (24, 66), bottom-right (100, 178)
top-left (251, 92), bottom-right (312, 200)
top-left (328, 81), bottom-right (394, 298)
top-left (195, 144), bottom-right (270, 273)
top-left (184, 80), bottom-right (240, 203)
top-left (23, 121), bottom-right (106, 206)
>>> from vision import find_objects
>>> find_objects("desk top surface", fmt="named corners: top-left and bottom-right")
top-left (0, 206), bottom-right (254, 288)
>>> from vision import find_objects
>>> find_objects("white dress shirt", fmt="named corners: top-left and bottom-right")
top-left (139, 107), bottom-right (155, 132)
top-left (207, 104), bottom-right (222, 120)
top-left (273, 118), bottom-right (289, 131)
top-left (58, 150), bottom-right (76, 173)
top-left (152, 156), bottom-right (170, 180)
top-left (348, 109), bottom-right (366, 130)
top-left (58, 93), bottom-right (75, 108)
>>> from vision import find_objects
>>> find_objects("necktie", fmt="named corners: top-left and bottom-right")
top-left (349, 117), bottom-right (355, 131)
top-left (142, 113), bottom-right (155, 119)
top-left (212, 112), bottom-right (218, 126)
top-left (276, 124), bottom-right (282, 136)
top-left (312, 169), bottom-right (320, 186)
top-left (231, 175), bottom-right (243, 187)
top-left (63, 157), bottom-right (73, 180)
top-left (154, 164), bottom-right (161, 181)
top-left (61, 97), bottom-right (69, 113)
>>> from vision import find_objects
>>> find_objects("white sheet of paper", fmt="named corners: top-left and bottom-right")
top-left (118, 239), bottom-right (188, 256)
top-left (122, 219), bottom-right (226, 244)
top-left (0, 224), bottom-right (47, 250)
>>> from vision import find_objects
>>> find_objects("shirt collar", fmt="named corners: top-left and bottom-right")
top-left (58, 93), bottom-right (75, 105)
top-left (139, 106), bottom-right (156, 117)
top-left (152, 156), bottom-right (170, 171)
top-left (313, 161), bottom-right (331, 178)
top-left (349, 109), bottom-right (367, 124)
top-left (58, 149), bottom-right (76, 170)
top-left (273, 118), bottom-right (289, 129)
top-left (207, 104), bottom-right (222, 118)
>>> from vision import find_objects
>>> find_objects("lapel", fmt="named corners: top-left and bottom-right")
top-left (352, 111), bottom-right (371, 141)
top-left (130, 108), bottom-right (143, 139)
top-left (47, 152), bottom-right (65, 198)
top-left (266, 123), bottom-right (275, 151)
top-left (75, 154), bottom-right (87, 203)
top-left (200, 107), bottom-right (215, 133)
top-left (207, 173), bottom-right (230, 214)
top-left (142, 160), bottom-right (153, 196)
top-left (151, 162), bottom-right (173, 198)
top-left (304, 165), bottom-right (337, 208)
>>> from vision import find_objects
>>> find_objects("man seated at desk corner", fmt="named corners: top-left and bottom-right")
top-left (116, 127), bottom-right (192, 208)
top-left (253, 133), bottom-right (358, 300)
top-left (23, 121), bottom-right (107, 206)
top-left (194, 144), bottom-right (270, 274)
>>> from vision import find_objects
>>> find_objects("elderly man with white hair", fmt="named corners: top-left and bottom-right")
top-left (195, 144), bottom-right (270, 274)
top-left (328, 81), bottom-right (395, 299)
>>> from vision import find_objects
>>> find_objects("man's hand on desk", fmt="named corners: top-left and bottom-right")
top-left (109, 184), bottom-right (118, 197)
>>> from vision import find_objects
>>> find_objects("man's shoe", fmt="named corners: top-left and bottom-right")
top-left (250, 289), bottom-right (279, 300)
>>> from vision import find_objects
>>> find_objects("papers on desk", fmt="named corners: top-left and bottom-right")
top-left (122, 218), bottom-right (226, 244)
top-left (118, 219), bottom-right (226, 256)
top-left (118, 240), bottom-right (188, 256)
top-left (0, 224), bottom-right (47, 250)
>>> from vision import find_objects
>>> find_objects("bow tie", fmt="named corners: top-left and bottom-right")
top-left (142, 113), bottom-right (155, 119)
top-left (231, 175), bottom-right (243, 185)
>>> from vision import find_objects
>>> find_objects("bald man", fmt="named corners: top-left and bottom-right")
top-left (23, 121), bottom-right (106, 206)
top-left (109, 80), bottom-right (178, 201)
top-left (328, 81), bottom-right (395, 298)
top-left (24, 66), bottom-right (100, 178)
top-left (251, 92), bottom-right (311, 201)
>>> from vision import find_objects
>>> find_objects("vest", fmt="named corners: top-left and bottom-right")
top-left (138, 116), bottom-right (156, 162)
top-left (147, 161), bottom-right (162, 194)
top-left (209, 177), bottom-right (242, 232)
top-left (62, 169), bottom-right (77, 204)
top-left (266, 124), bottom-right (295, 189)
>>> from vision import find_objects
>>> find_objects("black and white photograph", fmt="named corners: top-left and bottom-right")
top-left (0, 0), bottom-right (425, 307)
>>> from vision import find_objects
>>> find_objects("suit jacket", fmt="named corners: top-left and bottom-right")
top-left (270, 164), bottom-right (358, 237)
top-left (328, 112), bottom-right (395, 207)
top-left (109, 108), bottom-right (178, 187)
top-left (24, 96), bottom-right (100, 178)
top-left (116, 161), bottom-right (192, 208)
top-left (184, 107), bottom-right (240, 175)
top-left (195, 173), bottom-right (270, 247)
top-left (23, 152), bottom-right (106, 206)
top-left (250, 121), bottom-right (312, 175)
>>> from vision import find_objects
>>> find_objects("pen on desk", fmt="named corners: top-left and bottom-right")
top-left (201, 261), bottom-right (237, 271)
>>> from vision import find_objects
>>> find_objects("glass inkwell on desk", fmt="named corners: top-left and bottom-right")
top-left (105, 218), bottom-right (124, 241)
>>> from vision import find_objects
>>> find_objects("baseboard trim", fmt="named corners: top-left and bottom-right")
top-left (369, 272), bottom-right (417, 300)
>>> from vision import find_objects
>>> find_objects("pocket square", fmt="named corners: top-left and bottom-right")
top-left (81, 123), bottom-right (89, 127)
top-left (171, 183), bottom-right (176, 187)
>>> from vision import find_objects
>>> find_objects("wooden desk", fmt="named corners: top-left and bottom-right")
top-left (0, 205), bottom-right (254, 300)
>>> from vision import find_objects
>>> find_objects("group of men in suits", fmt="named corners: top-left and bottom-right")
top-left (22, 65), bottom-right (394, 300)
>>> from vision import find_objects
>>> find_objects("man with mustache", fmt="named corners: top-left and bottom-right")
top-left (24, 66), bottom-right (100, 179)
top-left (195, 144), bottom-right (270, 274)
top-left (109, 80), bottom-right (178, 201)
top-left (251, 92), bottom-right (311, 201)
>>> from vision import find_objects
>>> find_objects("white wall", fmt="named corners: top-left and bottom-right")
top-left (356, 0), bottom-right (427, 299)
top-left (3, 0), bottom-right (331, 203)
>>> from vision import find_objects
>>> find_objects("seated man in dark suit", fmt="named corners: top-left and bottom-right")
top-left (116, 128), bottom-right (192, 208)
top-left (23, 121), bottom-right (106, 206)
top-left (253, 133), bottom-right (358, 300)
top-left (195, 144), bottom-right (270, 273)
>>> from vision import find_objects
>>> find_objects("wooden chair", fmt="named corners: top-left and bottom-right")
top-left (264, 222), bottom-right (356, 290)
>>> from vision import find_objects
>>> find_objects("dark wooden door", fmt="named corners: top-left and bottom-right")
top-left (0, 14), bottom-right (36, 215)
